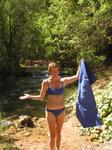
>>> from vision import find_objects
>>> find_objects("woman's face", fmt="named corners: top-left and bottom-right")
top-left (50, 67), bottom-right (59, 77)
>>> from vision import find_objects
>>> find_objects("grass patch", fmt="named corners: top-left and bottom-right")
top-left (64, 85), bottom-right (77, 101)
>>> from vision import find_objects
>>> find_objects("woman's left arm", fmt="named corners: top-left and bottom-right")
top-left (63, 67), bottom-right (80, 86)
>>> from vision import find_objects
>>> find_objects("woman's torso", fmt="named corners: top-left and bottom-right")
top-left (46, 78), bottom-right (64, 109)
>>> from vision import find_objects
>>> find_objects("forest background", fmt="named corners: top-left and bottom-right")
top-left (0, 0), bottom-right (112, 149)
top-left (0, 0), bottom-right (112, 79)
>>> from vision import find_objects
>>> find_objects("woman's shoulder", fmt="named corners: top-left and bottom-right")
top-left (61, 77), bottom-right (67, 82)
top-left (42, 78), bottom-right (50, 85)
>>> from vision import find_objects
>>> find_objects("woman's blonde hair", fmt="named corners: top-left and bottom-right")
top-left (48, 62), bottom-right (59, 74)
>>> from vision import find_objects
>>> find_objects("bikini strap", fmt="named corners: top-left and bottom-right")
top-left (47, 80), bottom-right (50, 87)
top-left (47, 79), bottom-right (64, 88)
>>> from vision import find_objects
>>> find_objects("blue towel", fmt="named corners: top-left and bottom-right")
top-left (76, 59), bottom-right (102, 128)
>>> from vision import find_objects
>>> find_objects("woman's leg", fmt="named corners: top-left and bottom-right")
top-left (56, 111), bottom-right (65, 150)
top-left (46, 112), bottom-right (56, 150)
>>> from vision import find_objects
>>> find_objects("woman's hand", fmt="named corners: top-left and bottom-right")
top-left (19, 93), bottom-right (30, 100)
top-left (76, 65), bottom-right (80, 78)
top-left (76, 58), bottom-right (84, 79)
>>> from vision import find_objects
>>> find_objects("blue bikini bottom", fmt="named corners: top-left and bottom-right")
top-left (47, 107), bottom-right (65, 117)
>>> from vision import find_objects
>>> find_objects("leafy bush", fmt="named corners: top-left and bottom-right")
top-left (80, 81), bottom-right (112, 142)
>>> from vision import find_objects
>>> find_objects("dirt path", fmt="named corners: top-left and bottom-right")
top-left (61, 117), bottom-right (97, 150)
top-left (14, 116), bottom-right (102, 150)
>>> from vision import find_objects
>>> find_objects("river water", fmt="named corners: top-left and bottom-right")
top-left (0, 68), bottom-right (74, 118)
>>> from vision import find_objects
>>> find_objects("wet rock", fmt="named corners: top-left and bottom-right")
top-left (32, 117), bottom-right (38, 122)
top-left (18, 115), bottom-right (35, 128)
top-left (0, 120), bottom-right (17, 131)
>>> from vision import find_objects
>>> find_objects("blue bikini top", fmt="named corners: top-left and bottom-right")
top-left (47, 81), bottom-right (64, 95)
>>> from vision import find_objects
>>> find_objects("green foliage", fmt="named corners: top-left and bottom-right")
top-left (0, 0), bottom-right (112, 78)
top-left (81, 81), bottom-right (112, 142)
top-left (0, 113), bottom-right (21, 149)
top-left (0, 112), bottom-right (7, 132)
top-left (0, 112), bottom-right (4, 133)
top-left (35, 0), bottom-right (112, 67)
top-left (0, 0), bottom-right (47, 77)
top-left (97, 82), bottom-right (112, 141)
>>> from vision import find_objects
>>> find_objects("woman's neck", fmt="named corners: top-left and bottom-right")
top-left (50, 76), bottom-right (60, 82)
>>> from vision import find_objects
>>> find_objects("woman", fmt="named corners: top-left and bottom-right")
top-left (20, 62), bottom-right (79, 150)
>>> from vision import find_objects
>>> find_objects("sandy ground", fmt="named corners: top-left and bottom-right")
top-left (14, 116), bottom-right (104, 150)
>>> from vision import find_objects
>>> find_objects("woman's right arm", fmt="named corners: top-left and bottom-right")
top-left (19, 80), bottom-right (48, 101)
